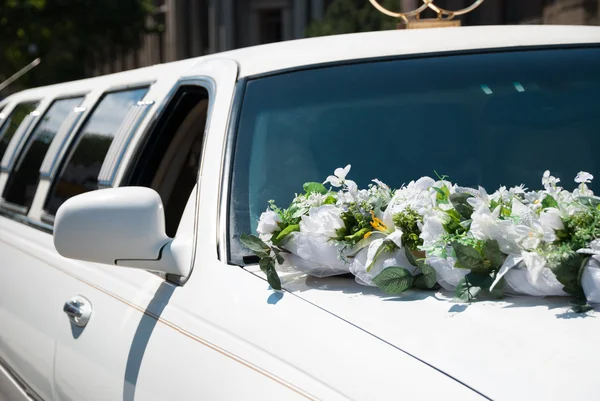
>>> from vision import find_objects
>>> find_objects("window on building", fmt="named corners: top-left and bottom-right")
top-left (259, 8), bottom-right (283, 44)
top-left (0, 102), bottom-right (38, 162)
top-left (2, 97), bottom-right (84, 213)
top-left (45, 87), bottom-right (149, 216)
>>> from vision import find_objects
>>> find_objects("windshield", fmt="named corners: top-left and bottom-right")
top-left (228, 46), bottom-right (600, 264)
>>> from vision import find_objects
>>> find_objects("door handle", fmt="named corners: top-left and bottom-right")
top-left (63, 295), bottom-right (92, 327)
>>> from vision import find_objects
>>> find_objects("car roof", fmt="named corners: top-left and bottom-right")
top-left (2, 24), bottom-right (600, 106)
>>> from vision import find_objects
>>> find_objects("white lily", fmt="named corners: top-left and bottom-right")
top-left (324, 164), bottom-right (356, 189)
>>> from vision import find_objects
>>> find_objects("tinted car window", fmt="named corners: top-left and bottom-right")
top-left (0, 102), bottom-right (38, 162)
top-left (229, 46), bottom-right (600, 264)
top-left (45, 87), bottom-right (149, 215)
top-left (3, 97), bottom-right (84, 212)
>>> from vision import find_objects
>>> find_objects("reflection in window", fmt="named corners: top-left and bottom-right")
top-left (0, 102), bottom-right (38, 162)
top-left (3, 97), bottom-right (84, 211)
top-left (45, 87), bottom-right (149, 215)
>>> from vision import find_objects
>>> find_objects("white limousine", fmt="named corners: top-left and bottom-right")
top-left (1, 25), bottom-right (600, 401)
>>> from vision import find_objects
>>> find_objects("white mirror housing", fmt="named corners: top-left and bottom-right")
top-left (54, 187), bottom-right (190, 277)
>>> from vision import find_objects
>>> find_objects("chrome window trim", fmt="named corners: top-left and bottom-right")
top-left (0, 199), bottom-right (28, 215)
top-left (98, 100), bottom-right (155, 188)
top-left (119, 76), bottom-right (217, 284)
top-left (40, 211), bottom-right (55, 226)
top-left (39, 105), bottom-right (88, 179)
top-left (0, 109), bottom-right (41, 173)
top-left (217, 78), bottom-right (246, 265)
top-left (42, 84), bottom-right (153, 217)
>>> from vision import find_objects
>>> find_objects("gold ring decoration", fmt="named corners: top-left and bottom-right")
top-left (368, 0), bottom-right (485, 23)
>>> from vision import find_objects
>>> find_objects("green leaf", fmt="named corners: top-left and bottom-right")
top-left (345, 227), bottom-right (371, 245)
top-left (404, 247), bottom-right (418, 267)
top-left (489, 277), bottom-right (504, 299)
top-left (323, 195), bottom-right (336, 205)
top-left (266, 263), bottom-right (282, 291)
top-left (542, 195), bottom-right (559, 209)
top-left (483, 240), bottom-right (505, 270)
top-left (452, 242), bottom-right (484, 272)
top-left (274, 224), bottom-right (300, 243)
top-left (291, 207), bottom-right (309, 219)
top-left (372, 267), bottom-right (414, 295)
top-left (303, 182), bottom-right (328, 195)
top-left (549, 252), bottom-right (585, 298)
top-left (455, 277), bottom-right (481, 302)
top-left (272, 249), bottom-right (285, 265)
top-left (259, 257), bottom-right (274, 274)
top-left (418, 263), bottom-right (437, 288)
top-left (449, 192), bottom-right (474, 219)
top-left (433, 187), bottom-right (448, 202)
top-left (240, 234), bottom-right (270, 253)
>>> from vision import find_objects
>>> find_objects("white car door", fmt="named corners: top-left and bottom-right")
top-left (49, 60), bottom-right (251, 401)
top-left (0, 97), bottom-right (90, 401)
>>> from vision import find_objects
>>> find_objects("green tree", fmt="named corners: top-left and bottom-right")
top-left (0, 0), bottom-right (157, 92)
top-left (306, 0), bottom-right (401, 37)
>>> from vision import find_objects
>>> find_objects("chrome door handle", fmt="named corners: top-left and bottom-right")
top-left (63, 295), bottom-right (92, 327)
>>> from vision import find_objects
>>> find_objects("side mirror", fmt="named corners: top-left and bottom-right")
top-left (54, 187), bottom-right (190, 277)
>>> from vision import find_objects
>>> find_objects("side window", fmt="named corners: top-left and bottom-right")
top-left (2, 97), bottom-right (84, 212)
top-left (126, 86), bottom-right (209, 237)
top-left (45, 87), bottom-right (149, 216)
top-left (0, 102), bottom-right (38, 161)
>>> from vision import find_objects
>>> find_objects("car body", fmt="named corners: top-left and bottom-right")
top-left (1, 25), bottom-right (600, 401)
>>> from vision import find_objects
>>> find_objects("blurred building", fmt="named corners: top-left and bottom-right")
top-left (90, 0), bottom-right (599, 76)
top-left (90, 0), bottom-right (330, 76)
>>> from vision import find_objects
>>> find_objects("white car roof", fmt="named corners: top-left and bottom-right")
top-left (2, 24), bottom-right (600, 106)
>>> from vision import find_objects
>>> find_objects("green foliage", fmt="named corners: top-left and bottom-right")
top-left (564, 208), bottom-right (600, 251)
top-left (306, 0), bottom-right (398, 38)
top-left (449, 193), bottom-right (474, 220)
top-left (273, 224), bottom-right (300, 245)
top-left (392, 207), bottom-right (423, 251)
top-left (0, 0), bottom-right (156, 91)
top-left (303, 182), bottom-right (328, 195)
top-left (544, 245), bottom-right (586, 298)
top-left (372, 266), bottom-right (413, 295)
top-left (455, 272), bottom-right (503, 302)
top-left (241, 234), bottom-right (282, 291)
top-left (541, 195), bottom-right (559, 209)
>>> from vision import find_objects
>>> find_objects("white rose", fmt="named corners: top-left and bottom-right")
top-left (257, 210), bottom-right (281, 237)
top-left (300, 205), bottom-right (344, 238)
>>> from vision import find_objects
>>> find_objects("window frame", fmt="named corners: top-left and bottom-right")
top-left (0, 101), bottom-right (42, 172)
top-left (42, 85), bottom-right (152, 219)
top-left (220, 43), bottom-right (600, 266)
top-left (1, 95), bottom-right (86, 215)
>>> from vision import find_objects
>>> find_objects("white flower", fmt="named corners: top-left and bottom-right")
top-left (515, 220), bottom-right (556, 250)
top-left (420, 211), bottom-right (447, 249)
top-left (524, 191), bottom-right (545, 210)
top-left (470, 204), bottom-right (522, 254)
top-left (387, 229), bottom-right (404, 248)
top-left (542, 170), bottom-right (560, 190)
top-left (324, 165), bottom-right (356, 188)
top-left (300, 205), bottom-right (344, 238)
top-left (539, 208), bottom-right (565, 231)
top-left (372, 179), bottom-right (389, 189)
top-left (575, 171), bottom-right (594, 184)
top-left (257, 210), bottom-right (282, 240)
top-left (509, 184), bottom-right (527, 196)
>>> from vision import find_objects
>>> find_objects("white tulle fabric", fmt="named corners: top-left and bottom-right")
top-left (499, 252), bottom-right (567, 296)
top-left (349, 239), bottom-right (419, 286)
top-left (582, 256), bottom-right (600, 304)
top-left (426, 254), bottom-right (467, 291)
top-left (283, 232), bottom-right (352, 277)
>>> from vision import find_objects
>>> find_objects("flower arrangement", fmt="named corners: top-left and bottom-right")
top-left (241, 166), bottom-right (600, 311)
